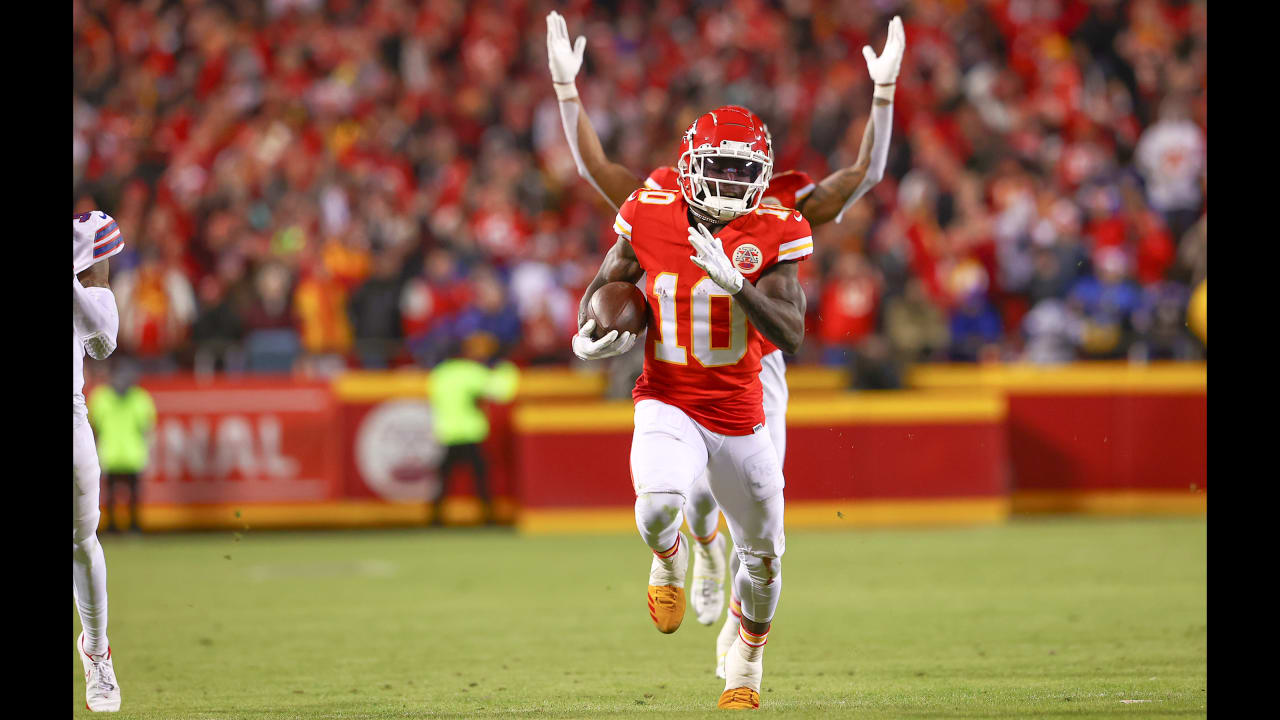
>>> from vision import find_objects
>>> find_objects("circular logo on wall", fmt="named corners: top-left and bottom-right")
top-left (732, 243), bottom-right (762, 274)
top-left (355, 399), bottom-right (444, 501)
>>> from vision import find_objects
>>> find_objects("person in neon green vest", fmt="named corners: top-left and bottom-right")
top-left (427, 331), bottom-right (519, 526)
top-left (87, 360), bottom-right (156, 533)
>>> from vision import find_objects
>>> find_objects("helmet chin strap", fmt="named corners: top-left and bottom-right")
top-left (695, 179), bottom-right (752, 221)
top-left (694, 190), bottom-right (744, 221)
top-left (706, 200), bottom-right (749, 221)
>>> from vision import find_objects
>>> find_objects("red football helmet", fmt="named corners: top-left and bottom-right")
top-left (677, 105), bottom-right (774, 223)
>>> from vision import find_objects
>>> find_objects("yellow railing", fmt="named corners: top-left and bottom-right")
top-left (332, 361), bottom-right (1206, 402)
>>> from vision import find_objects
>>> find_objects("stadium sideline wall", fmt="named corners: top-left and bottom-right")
top-left (86, 363), bottom-right (1206, 532)
top-left (907, 363), bottom-right (1207, 515)
top-left (514, 392), bottom-right (1010, 533)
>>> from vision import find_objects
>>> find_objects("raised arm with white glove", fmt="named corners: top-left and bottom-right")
top-left (546, 10), bottom-right (586, 102)
top-left (863, 15), bottom-right (906, 101)
top-left (73, 275), bottom-right (120, 360)
top-left (830, 15), bottom-right (905, 223)
top-left (796, 16), bottom-right (906, 226)
top-left (546, 10), bottom-right (642, 209)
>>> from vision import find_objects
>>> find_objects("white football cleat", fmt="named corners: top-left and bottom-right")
top-left (690, 533), bottom-right (728, 626)
top-left (715, 607), bottom-right (739, 678)
top-left (77, 632), bottom-right (121, 712)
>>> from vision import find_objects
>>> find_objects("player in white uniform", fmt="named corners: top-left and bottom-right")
top-left (547, 11), bottom-right (906, 677)
top-left (73, 210), bottom-right (125, 712)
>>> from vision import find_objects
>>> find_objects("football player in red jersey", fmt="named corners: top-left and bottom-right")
top-left (548, 12), bottom-right (906, 679)
top-left (572, 107), bottom-right (810, 709)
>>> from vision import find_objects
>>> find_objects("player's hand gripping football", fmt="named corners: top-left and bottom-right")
top-left (862, 16), bottom-right (906, 89)
top-left (688, 224), bottom-right (745, 295)
top-left (546, 11), bottom-right (586, 93)
top-left (572, 318), bottom-right (637, 361)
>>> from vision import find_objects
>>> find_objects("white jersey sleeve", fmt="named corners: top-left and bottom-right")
top-left (72, 210), bottom-right (125, 418)
top-left (73, 211), bottom-right (125, 275)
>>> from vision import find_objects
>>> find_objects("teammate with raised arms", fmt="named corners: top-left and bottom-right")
top-left (548, 10), bottom-right (906, 680)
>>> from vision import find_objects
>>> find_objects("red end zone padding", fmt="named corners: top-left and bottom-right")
top-left (512, 393), bottom-right (1010, 529)
top-left (515, 422), bottom-right (1008, 508)
top-left (86, 365), bottom-right (1203, 530)
top-left (906, 363), bottom-right (1207, 512)
top-left (784, 423), bottom-right (1007, 500)
top-left (129, 375), bottom-right (343, 505)
top-left (1008, 394), bottom-right (1207, 493)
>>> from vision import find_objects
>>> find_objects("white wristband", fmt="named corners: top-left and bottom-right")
top-left (873, 83), bottom-right (896, 102)
top-left (554, 82), bottom-right (579, 102)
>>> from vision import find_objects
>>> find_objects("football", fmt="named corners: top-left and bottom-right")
top-left (587, 281), bottom-right (648, 338)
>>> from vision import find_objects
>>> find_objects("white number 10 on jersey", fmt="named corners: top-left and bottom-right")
top-left (651, 273), bottom-right (748, 367)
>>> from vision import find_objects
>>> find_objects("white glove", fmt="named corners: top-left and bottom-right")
top-left (687, 224), bottom-right (744, 295)
top-left (862, 15), bottom-right (905, 100)
top-left (572, 318), bottom-right (637, 361)
top-left (546, 11), bottom-right (586, 101)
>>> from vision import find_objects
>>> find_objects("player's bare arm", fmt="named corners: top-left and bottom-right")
top-left (799, 106), bottom-right (884, 225)
top-left (564, 96), bottom-right (644, 208)
top-left (572, 236), bottom-right (644, 360)
top-left (797, 16), bottom-right (905, 226)
top-left (77, 258), bottom-right (110, 289)
top-left (687, 223), bottom-right (805, 354)
top-left (735, 262), bottom-right (805, 355)
top-left (578, 236), bottom-right (644, 326)
top-left (547, 11), bottom-right (643, 210)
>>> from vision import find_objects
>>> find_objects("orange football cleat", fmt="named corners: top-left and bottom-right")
top-left (717, 687), bottom-right (761, 709)
top-left (645, 532), bottom-right (690, 633)
top-left (647, 584), bottom-right (686, 633)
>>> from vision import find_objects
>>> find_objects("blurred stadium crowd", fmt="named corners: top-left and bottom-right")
top-left (73, 0), bottom-right (1206, 381)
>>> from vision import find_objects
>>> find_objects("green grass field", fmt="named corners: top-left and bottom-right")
top-left (73, 516), bottom-right (1206, 719)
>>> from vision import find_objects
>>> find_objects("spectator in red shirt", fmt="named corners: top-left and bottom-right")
top-left (818, 254), bottom-right (880, 366)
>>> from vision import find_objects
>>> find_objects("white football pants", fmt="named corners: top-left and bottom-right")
top-left (683, 350), bottom-right (788, 614)
top-left (630, 397), bottom-right (786, 624)
top-left (73, 416), bottom-right (110, 654)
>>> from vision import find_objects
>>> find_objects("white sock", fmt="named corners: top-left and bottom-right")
top-left (724, 628), bottom-right (767, 692)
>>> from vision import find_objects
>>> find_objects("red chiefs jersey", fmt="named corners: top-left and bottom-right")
top-left (644, 166), bottom-right (816, 211)
top-left (613, 187), bottom-right (814, 435)
top-left (643, 167), bottom-right (816, 357)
